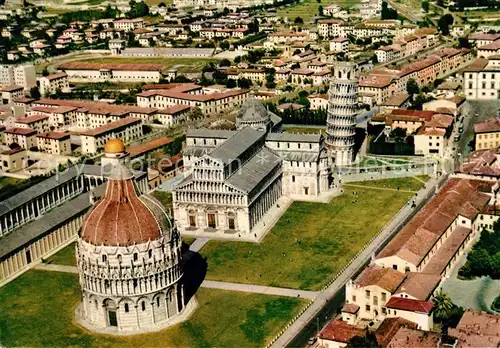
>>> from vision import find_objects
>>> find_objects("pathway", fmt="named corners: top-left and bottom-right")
top-left (270, 174), bottom-right (447, 347)
top-left (34, 263), bottom-right (78, 274)
top-left (189, 238), bottom-right (209, 252)
top-left (343, 183), bottom-right (418, 193)
top-left (201, 280), bottom-right (318, 300)
top-left (32, 262), bottom-right (318, 300)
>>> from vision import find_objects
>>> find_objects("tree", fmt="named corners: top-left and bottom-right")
top-left (226, 78), bottom-right (236, 88)
top-left (347, 332), bottom-right (380, 348)
top-left (294, 16), bottom-right (304, 24)
top-left (433, 291), bottom-right (455, 322)
top-left (219, 58), bottom-right (231, 67)
top-left (237, 78), bottom-right (252, 89)
top-left (318, 5), bottom-right (323, 16)
top-left (42, 68), bottom-right (49, 77)
top-left (458, 37), bottom-right (471, 48)
top-left (438, 14), bottom-right (454, 36)
top-left (422, 0), bottom-right (429, 12)
top-left (220, 41), bottom-right (230, 50)
top-left (30, 86), bottom-right (40, 100)
top-left (406, 78), bottom-right (420, 96)
top-left (381, 1), bottom-right (398, 19)
top-left (390, 127), bottom-right (406, 141)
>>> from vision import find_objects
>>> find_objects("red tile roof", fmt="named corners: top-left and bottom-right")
top-left (394, 272), bottom-right (441, 301)
top-left (385, 297), bottom-right (434, 314)
top-left (36, 131), bottom-right (70, 140)
top-left (318, 319), bottom-right (365, 343)
top-left (375, 317), bottom-right (417, 346)
top-left (448, 310), bottom-right (500, 348)
top-left (80, 117), bottom-right (141, 137)
top-left (4, 127), bottom-right (37, 136)
top-left (376, 179), bottom-right (492, 267)
top-left (341, 303), bottom-right (360, 314)
top-left (127, 137), bottom-right (172, 157)
top-left (16, 114), bottom-right (49, 124)
top-left (474, 117), bottom-right (500, 134)
top-left (387, 327), bottom-right (441, 347)
top-left (354, 265), bottom-right (406, 292)
top-left (59, 62), bottom-right (165, 72)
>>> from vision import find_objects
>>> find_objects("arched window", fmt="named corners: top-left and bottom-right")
top-left (148, 249), bottom-right (152, 258)
top-left (141, 301), bottom-right (146, 311)
top-left (117, 254), bottom-right (122, 262)
top-left (292, 175), bottom-right (295, 183)
top-left (124, 303), bottom-right (129, 313)
top-left (102, 254), bottom-right (107, 262)
top-left (156, 297), bottom-right (160, 307)
top-left (133, 253), bottom-right (138, 261)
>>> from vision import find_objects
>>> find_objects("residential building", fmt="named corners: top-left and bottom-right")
top-left (474, 116), bottom-right (500, 150)
top-left (15, 114), bottom-right (49, 133)
top-left (448, 310), bottom-right (500, 347)
top-left (58, 63), bottom-right (166, 83)
top-left (330, 37), bottom-right (349, 54)
top-left (3, 127), bottom-right (37, 149)
top-left (317, 19), bottom-right (344, 38)
top-left (0, 85), bottom-right (24, 104)
top-left (463, 57), bottom-right (500, 100)
top-left (36, 131), bottom-right (71, 155)
top-left (113, 18), bottom-right (144, 31)
top-left (0, 147), bottom-right (28, 172)
top-left (308, 94), bottom-right (329, 110)
top-left (80, 117), bottom-right (143, 155)
top-left (37, 73), bottom-right (69, 96)
top-left (0, 64), bottom-right (36, 90)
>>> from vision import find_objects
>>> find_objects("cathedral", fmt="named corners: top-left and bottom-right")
top-left (172, 97), bottom-right (331, 241)
top-left (75, 139), bottom-right (195, 334)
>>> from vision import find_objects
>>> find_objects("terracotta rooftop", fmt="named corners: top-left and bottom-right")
top-left (375, 317), bottom-right (417, 346)
top-left (376, 179), bottom-right (492, 267)
top-left (4, 127), bottom-right (37, 136)
top-left (59, 62), bottom-right (165, 72)
top-left (31, 105), bottom-right (78, 114)
top-left (394, 272), bottom-right (441, 301)
top-left (385, 297), bottom-right (434, 314)
top-left (36, 131), bottom-right (70, 140)
top-left (127, 137), bottom-right (172, 157)
top-left (448, 310), bottom-right (500, 348)
top-left (382, 93), bottom-right (410, 107)
top-left (387, 327), bottom-right (441, 348)
top-left (341, 303), bottom-right (360, 314)
top-left (358, 74), bottom-right (394, 88)
top-left (43, 72), bottom-right (67, 81)
top-left (457, 148), bottom-right (500, 177)
top-left (81, 117), bottom-right (141, 137)
top-left (462, 58), bottom-right (489, 72)
top-left (33, 98), bottom-right (157, 116)
top-left (474, 117), bottom-right (500, 134)
top-left (354, 265), bottom-right (405, 293)
top-left (318, 319), bottom-right (365, 343)
top-left (422, 226), bottom-right (472, 275)
top-left (15, 114), bottom-right (49, 124)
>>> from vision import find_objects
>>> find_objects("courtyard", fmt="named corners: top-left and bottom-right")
top-left (200, 177), bottom-right (422, 291)
top-left (0, 270), bottom-right (306, 347)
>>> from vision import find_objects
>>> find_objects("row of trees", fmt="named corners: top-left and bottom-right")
top-left (458, 219), bottom-right (500, 279)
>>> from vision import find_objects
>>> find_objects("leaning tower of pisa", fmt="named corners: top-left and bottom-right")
top-left (326, 62), bottom-right (359, 166)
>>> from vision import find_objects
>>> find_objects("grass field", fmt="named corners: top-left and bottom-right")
top-left (46, 242), bottom-right (76, 266)
top-left (275, 0), bottom-right (360, 22)
top-left (0, 176), bottom-right (22, 190)
top-left (76, 57), bottom-right (218, 74)
top-left (345, 176), bottom-right (429, 192)
top-left (200, 179), bottom-right (417, 291)
top-left (0, 270), bottom-right (306, 347)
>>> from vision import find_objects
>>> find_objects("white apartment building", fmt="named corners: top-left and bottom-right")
top-left (80, 117), bottom-right (143, 155)
top-left (3, 127), bottom-right (37, 149)
top-left (317, 19), bottom-right (344, 38)
top-left (414, 127), bottom-right (446, 156)
top-left (58, 63), bottom-right (164, 83)
top-left (0, 64), bottom-right (36, 90)
top-left (113, 18), bottom-right (144, 31)
top-left (463, 57), bottom-right (500, 100)
top-left (0, 85), bottom-right (24, 104)
top-left (330, 37), bottom-right (349, 53)
top-left (37, 73), bottom-right (69, 96)
top-left (36, 131), bottom-right (71, 155)
top-left (15, 114), bottom-right (49, 133)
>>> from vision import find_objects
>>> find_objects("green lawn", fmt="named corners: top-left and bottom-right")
top-left (201, 182), bottom-right (414, 291)
top-left (46, 242), bottom-right (76, 266)
top-left (0, 176), bottom-right (22, 190)
top-left (75, 57), bottom-right (218, 73)
top-left (0, 270), bottom-right (306, 347)
top-left (151, 190), bottom-right (173, 211)
top-left (274, 0), bottom-right (360, 22)
top-left (345, 176), bottom-right (429, 192)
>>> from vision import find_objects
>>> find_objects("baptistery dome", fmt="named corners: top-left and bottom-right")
top-left (236, 95), bottom-right (271, 131)
top-left (75, 139), bottom-right (195, 334)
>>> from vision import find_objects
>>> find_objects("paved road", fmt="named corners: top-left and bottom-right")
top-left (201, 280), bottom-right (319, 300)
top-left (270, 174), bottom-right (447, 347)
top-left (189, 238), bottom-right (209, 252)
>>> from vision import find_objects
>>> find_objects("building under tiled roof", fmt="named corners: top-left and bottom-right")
top-left (354, 265), bottom-right (406, 293)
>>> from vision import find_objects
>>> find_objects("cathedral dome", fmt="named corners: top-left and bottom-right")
top-left (104, 138), bottom-right (125, 154)
top-left (80, 172), bottom-right (172, 246)
top-left (237, 95), bottom-right (270, 123)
